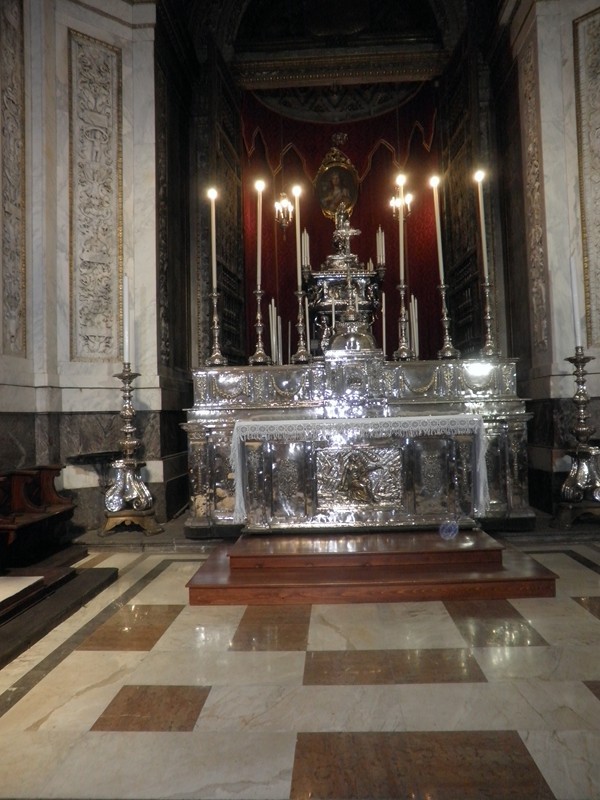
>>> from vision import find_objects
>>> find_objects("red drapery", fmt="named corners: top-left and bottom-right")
top-left (241, 84), bottom-right (442, 360)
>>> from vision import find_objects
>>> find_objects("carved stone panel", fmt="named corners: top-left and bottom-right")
top-left (69, 30), bottom-right (122, 361)
top-left (0, 0), bottom-right (26, 356)
top-left (574, 9), bottom-right (600, 347)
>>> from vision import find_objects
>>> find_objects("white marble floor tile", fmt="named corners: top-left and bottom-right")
top-left (195, 684), bottom-right (408, 733)
top-left (473, 644), bottom-right (600, 681)
top-left (151, 604), bottom-right (246, 651)
top-left (397, 680), bottom-right (600, 731)
top-left (0, 651), bottom-right (146, 733)
top-left (43, 730), bottom-right (296, 800)
top-left (0, 731), bottom-right (82, 798)
top-left (128, 560), bottom-right (203, 604)
top-left (521, 729), bottom-right (600, 800)
top-left (308, 601), bottom-right (465, 650)
top-left (129, 649), bottom-right (306, 686)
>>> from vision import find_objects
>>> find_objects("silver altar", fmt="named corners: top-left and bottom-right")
top-left (183, 195), bottom-right (533, 534)
top-left (183, 355), bottom-right (533, 533)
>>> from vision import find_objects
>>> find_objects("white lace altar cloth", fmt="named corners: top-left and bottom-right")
top-left (231, 415), bottom-right (489, 524)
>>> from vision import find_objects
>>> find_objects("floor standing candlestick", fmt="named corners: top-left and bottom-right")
top-left (102, 363), bottom-right (162, 536)
top-left (558, 347), bottom-right (600, 527)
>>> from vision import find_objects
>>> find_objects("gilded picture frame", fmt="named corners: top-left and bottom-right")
top-left (315, 158), bottom-right (359, 219)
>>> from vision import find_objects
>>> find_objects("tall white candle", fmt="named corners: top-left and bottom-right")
top-left (569, 256), bottom-right (583, 348)
top-left (293, 185), bottom-right (302, 289)
top-left (207, 188), bottom-right (218, 290)
top-left (474, 170), bottom-right (489, 282)
top-left (305, 295), bottom-right (311, 351)
top-left (331, 297), bottom-right (336, 330)
top-left (255, 180), bottom-right (265, 287)
top-left (397, 175), bottom-right (406, 284)
top-left (430, 176), bottom-right (445, 284)
top-left (381, 291), bottom-right (386, 358)
top-left (122, 274), bottom-right (130, 363)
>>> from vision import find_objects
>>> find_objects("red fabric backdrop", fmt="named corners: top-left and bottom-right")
top-left (241, 84), bottom-right (442, 360)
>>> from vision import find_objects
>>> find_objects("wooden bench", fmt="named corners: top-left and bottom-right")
top-left (0, 465), bottom-right (75, 572)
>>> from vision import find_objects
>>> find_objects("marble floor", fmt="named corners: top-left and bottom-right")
top-left (1, 528), bottom-right (600, 799)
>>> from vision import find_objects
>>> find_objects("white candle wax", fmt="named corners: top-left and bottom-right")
top-left (570, 256), bottom-right (583, 348)
top-left (398, 181), bottom-right (405, 284)
top-left (122, 274), bottom-right (130, 363)
top-left (381, 228), bottom-right (385, 264)
top-left (207, 188), bottom-right (217, 290)
top-left (381, 291), bottom-right (386, 358)
top-left (475, 172), bottom-right (489, 282)
top-left (293, 187), bottom-right (302, 289)
top-left (255, 180), bottom-right (265, 287)
top-left (331, 297), bottom-right (336, 331)
top-left (430, 177), bottom-right (445, 284)
top-left (305, 295), bottom-right (310, 352)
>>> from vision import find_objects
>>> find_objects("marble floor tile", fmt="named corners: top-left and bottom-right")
top-left (230, 604), bottom-right (311, 651)
top-left (128, 560), bottom-right (203, 604)
top-left (0, 575), bottom-right (43, 603)
top-left (304, 647), bottom-right (487, 685)
top-left (396, 679), bottom-right (600, 731)
top-left (522, 729), bottom-right (600, 800)
top-left (194, 684), bottom-right (409, 732)
top-left (35, 730), bottom-right (296, 800)
top-left (473, 644), bottom-right (600, 681)
top-left (573, 594), bottom-right (600, 620)
top-left (128, 649), bottom-right (306, 686)
top-left (290, 731), bottom-right (555, 799)
top-left (77, 604), bottom-right (184, 651)
top-left (308, 601), bottom-right (465, 650)
top-left (91, 684), bottom-right (211, 731)
top-left (0, 650), bottom-right (146, 733)
top-left (151, 604), bottom-right (246, 651)
top-left (443, 598), bottom-right (549, 646)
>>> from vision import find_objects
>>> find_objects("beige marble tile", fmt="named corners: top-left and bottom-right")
top-left (308, 601), bottom-right (465, 650)
top-left (521, 729), bottom-right (600, 800)
top-left (0, 651), bottom-right (146, 733)
top-left (473, 644), bottom-right (600, 681)
top-left (151, 604), bottom-right (246, 651)
top-left (129, 649), bottom-right (306, 686)
top-left (510, 596), bottom-right (600, 645)
top-left (128, 560), bottom-right (204, 604)
top-left (41, 730), bottom-right (296, 799)
top-left (0, 731), bottom-right (82, 798)
top-left (195, 684), bottom-right (408, 732)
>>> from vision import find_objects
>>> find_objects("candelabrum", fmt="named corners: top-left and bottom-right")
top-left (393, 282), bottom-right (414, 361)
top-left (206, 290), bottom-right (228, 366)
top-left (558, 346), bottom-right (600, 525)
top-left (291, 290), bottom-right (310, 363)
top-left (102, 363), bottom-right (162, 536)
top-left (481, 280), bottom-right (498, 358)
top-left (249, 286), bottom-right (272, 365)
top-left (437, 283), bottom-right (460, 359)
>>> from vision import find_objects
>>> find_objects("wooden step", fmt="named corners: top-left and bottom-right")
top-left (187, 532), bottom-right (557, 605)
top-left (229, 530), bottom-right (504, 571)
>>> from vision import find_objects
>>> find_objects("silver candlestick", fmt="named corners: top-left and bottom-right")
top-left (481, 280), bottom-right (498, 358)
top-left (102, 363), bottom-right (162, 536)
top-left (291, 290), bottom-right (310, 363)
top-left (437, 283), bottom-right (460, 359)
top-left (249, 286), bottom-right (271, 365)
top-left (206, 290), bottom-right (228, 366)
top-left (557, 347), bottom-right (600, 527)
top-left (393, 282), bottom-right (414, 361)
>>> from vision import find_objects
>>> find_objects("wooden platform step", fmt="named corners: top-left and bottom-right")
top-left (187, 530), bottom-right (557, 605)
top-left (229, 529), bottom-right (504, 570)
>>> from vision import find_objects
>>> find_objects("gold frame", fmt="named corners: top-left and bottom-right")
top-left (314, 152), bottom-right (359, 219)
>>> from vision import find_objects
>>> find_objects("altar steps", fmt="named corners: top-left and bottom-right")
top-left (186, 529), bottom-right (557, 605)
